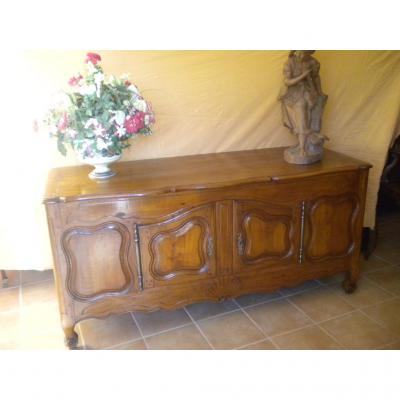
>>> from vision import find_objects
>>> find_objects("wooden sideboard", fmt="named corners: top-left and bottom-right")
top-left (43, 147), bottom-right (371, 349)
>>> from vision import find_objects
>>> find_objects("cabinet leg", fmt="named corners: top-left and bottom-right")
top-left (1, 270), bottom-right (8, 288)
top-left (342, 271), bottom-right (358, 294)
top-left (63, 326), bottom-right (79, 350)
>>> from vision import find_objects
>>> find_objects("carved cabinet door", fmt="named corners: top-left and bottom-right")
top-left (137, 204), bottom-right (217, 288)
top-left (233, 200), bottom-right (300, 273)
top-left (303, 194), bottom-right (360, 263)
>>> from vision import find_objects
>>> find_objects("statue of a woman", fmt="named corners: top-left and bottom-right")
top-left (279, 50), bottom-right (328, 164)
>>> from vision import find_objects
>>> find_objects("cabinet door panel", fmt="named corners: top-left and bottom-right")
top-left (234, 200), bottom-right (300, 272)
top-left (61, 222), bottom-right (134, 302)
top-left (304, 194), bottom-right (359, 262)
top-left (138, 204), bottom-right (217, 288)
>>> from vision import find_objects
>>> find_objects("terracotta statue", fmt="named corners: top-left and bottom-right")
top-left (279, 50), bottom-right (328, 164)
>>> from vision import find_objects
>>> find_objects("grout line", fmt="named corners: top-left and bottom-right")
top-left (141, 321), bottom-right (194, 340)
top-left (184, 306), bottom-right (243, 324)
top-left (284, 296), bottom-right (346, 349)
top-left (361, 275), bottom-right (399, 297)
top-left (374, 254), bottom-right (400, 267)
top-left (322, 284), bottom-right (400, 345)
top-left (183, 307), bottom-right (215, 350)
top-left (104, 337), bottom-right (146, 350)
top-left (20, 277), bottom-right (53, 289)
top-left (357, 307), bottom-right (400, 342)
top-left (130, 312), bottom-right (149, 350)
top-left (234, 337), bottom-right (277, 350)
top-left (232, 298), bottom-right (273, 341)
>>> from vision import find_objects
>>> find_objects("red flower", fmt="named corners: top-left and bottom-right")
top-left (124, 80), bottom-right (131, 87)
top-left (85, 53), bottom-right (101, 65)
top-left (68, 74), bottom-right (83, 86)
top-left (124, 112), bottom-right (145, 134)
top-left (58, 112), bottom-right (69, 131)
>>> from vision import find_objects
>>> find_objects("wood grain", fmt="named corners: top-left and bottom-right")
top-left (43, 147), bottom-right (371, 349)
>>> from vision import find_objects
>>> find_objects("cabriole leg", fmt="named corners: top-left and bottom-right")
top-left (1, 270), bottom-right (8, 288)
top-left (342, 270), bottom-right (358, 294)
top-left (63, 325), bottom-right (79, 350)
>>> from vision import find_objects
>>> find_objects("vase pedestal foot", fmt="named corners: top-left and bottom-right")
top-left (88, 170), bottom-right (116, 180)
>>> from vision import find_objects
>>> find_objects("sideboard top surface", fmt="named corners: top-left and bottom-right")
top-left (44, 147), bottom-right (371, 203)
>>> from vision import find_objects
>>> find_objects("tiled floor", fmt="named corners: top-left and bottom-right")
top-left (1, 211), bottom-right (400, 350)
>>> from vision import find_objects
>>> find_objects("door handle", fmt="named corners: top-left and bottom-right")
top-left (207, 236), bottom-right (214, 258)
top-left (237, 233), bottom-right (244, 256)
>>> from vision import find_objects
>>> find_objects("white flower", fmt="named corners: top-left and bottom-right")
top-left (86, 61), bottom-right (97, 74)
top-left (128, 84), bottom-right (139, 94)
top-left (85, 118), bottom-right (99, 129)
top-left (67, 128), bottom-right (77, 138)
top-left (94, 72), bottom-right (104, 85)
top-left (94, 125), bottom-right (105, 137)
top-left (108, 75), bottom-right (116, 85)
top-left (114, 110), bottom-right (125, 125)
top-left (123, 100), bottom-right (130, 107)
top-left (115, 125), bottom-right (126, 138)
top-left (96, 138), bottom-right (108, 151)
top-left (79, 84), bottom-right (96, 96)
top-left (120, 73), bottom-right (130, 81)
top-left (144, 115), bottom-right (150, 125)
top-left (133, 98), bottom-right (147, 112)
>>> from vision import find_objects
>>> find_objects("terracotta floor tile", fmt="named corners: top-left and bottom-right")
top-left (318, 272), bottom-right (345, 286)
top-left (239, 339), bottom-right (277, 350)
top-left (362, 255), bottom-right (391, 273)
top-left (20, 302), bottom-right (65, 350)
top-left (146, 324), bottom-right (210, 349)
top-left (0, 311), bottom-right (21, 349)
top-left (234, 291), bottom-right (281, 308)
top-left (185, 300), bottom-right (238, 321)
top-left (0, 270), bottom-right (20, 289)
top-left (21, 269), bottom-right (54, 285)
top-left (365, 267), bottom-right (400, 295)
top-left (273, 326), bottom-right (341, 350)
top-left (329, 278), bottom-right (393, 308)
top-left (320, 311), bottom-right (398, 349)
top-left (198, 310), bottom-right (264, 349)
top-left (290, 287), bottom-right (354, 322)
top-left (374, 242), bottom-right (400, 265)
top-left (362, 298), bottom-right (400, 335)
top-left (109, 339), bottom-right (147, 350)
top-left (244, 298), bottom-right (312, 337)
top-left (0, 287), bottom-right (20, 312)
top-left (133, 308), bottom-right (191, 337)
top-left (21, 279), bottom-right (57, 306)
top-left (79, 313), bottom-right (141, 349)
top-left (279, 280), bottom-right (321, 296)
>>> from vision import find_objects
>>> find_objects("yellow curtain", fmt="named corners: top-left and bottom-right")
top-left (0, 50), bottom-right (399, 270)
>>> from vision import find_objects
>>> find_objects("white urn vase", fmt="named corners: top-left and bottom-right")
top-left (78, 154), bottom-right (122, 180)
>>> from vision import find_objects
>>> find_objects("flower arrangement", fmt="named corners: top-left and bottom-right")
top-left (44, 52), bottom-right (155, 159)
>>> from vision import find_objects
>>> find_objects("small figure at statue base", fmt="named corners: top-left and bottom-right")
top-left (279, 50), bottom-right (328, 165)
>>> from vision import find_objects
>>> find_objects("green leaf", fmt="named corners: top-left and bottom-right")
top-left (57, 139), bottom-right (67, 156)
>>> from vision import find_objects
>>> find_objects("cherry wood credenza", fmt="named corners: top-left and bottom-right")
top-left (44, 147), bottom-right (371, 349)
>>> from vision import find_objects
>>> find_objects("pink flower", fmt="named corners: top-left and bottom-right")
top-left (58, 112), bottom-right (69, 131)
top-left (85, 53), bottom-right (101, 65)
top-left (68, 74), bottom-right (83, 86)
top-left (124, 112), bottom-right (145, 134)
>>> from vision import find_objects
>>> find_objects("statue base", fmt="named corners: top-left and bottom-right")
top-left (284, 145), bottom-right (323, 165)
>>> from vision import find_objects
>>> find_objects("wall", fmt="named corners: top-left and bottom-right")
top-left (1, 50), bottom-right (399, 269)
